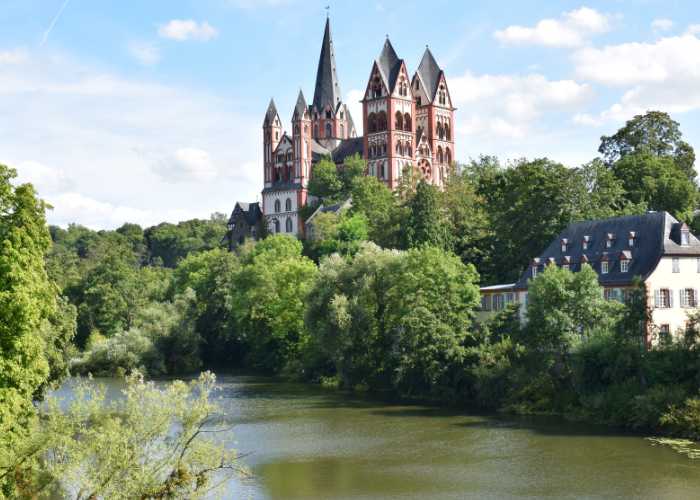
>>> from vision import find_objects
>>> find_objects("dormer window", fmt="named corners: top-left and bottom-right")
top-left (620, 250), bottom-right (632, 273)
top-left (601, 260), bottom-right (610, 274)
top-left (531, 258), bottom-right (541, 278)
top-left (606, 233), bottom-right (615, 249)
top-left (628, 231), bottom-right (636, 247)
top-left (532, 266), bottom-right (538, 278)
top-left (561, 238), bottom-right (568, 253)
top-left (682, 229), bottom-right (690, 246)
top-left (583, 235), bottom-right (590, 250)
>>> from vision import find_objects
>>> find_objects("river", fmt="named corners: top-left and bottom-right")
top-left (52, 375), bottom-right (700, 499)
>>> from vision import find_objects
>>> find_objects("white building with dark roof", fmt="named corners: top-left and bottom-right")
top-left (480, 211), bottom-right (700, 342)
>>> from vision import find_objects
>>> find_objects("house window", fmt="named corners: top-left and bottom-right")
top-left (285, 217), bottom-right (293, 233)
top-left (673, 257), bottom-right (680, 273)
top-left (505, 293), bottom-right (515, 304)
top-left (274, 199), bottom-right (281, 213)
top-left (561, 243), bottom-right (567, 253)
top-left (654, 289), bottom-right (672, 309)
top-left (601, 261), bottom-right (609, 274)
top-left (481, 295), bottom-right (492, 311)
top-left (681, 288), bottom-right (698, 308)
top-left (621, 259), bottom-right (630, 273)
top-left (532, 266), bottom-right (538, 278)
top-left (493, 294), bottom-right (505, 311)
top-left (681, 230), bottom-right (690, 246)
top-left (583, 237), bottom-right (590, 250)
top-left (628, 237), bottom-right (635, 247)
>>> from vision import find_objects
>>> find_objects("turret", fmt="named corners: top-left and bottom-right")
top-left (263, 98), bottom-right (282, 188)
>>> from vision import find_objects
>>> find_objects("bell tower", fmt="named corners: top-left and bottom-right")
top-left (263, 98), bottom-right (282, 189)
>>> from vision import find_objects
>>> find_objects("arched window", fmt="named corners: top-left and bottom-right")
top-left (416, 125), bottom-right (423, 138)
top-left (445, 122), bottom-right (451, 140)
top-left (274, 199), bottom-right (281, 213)
top-left (372, 77), bottom-right (382, 98)
top-left (377, 111), bottom-right (387, 131)
top-left (438, 85), bottom-right (446, 105)
top-left (395, 111), bottom-right (403, 130)
top-left (437, 146), bottom-right (444, 164)
top-left (285, 217), bottom-right (293, 233)
top-left (325, 109), bottom-right (332, 119)
top-left (325, 122), bottom-right (332, 137)
top-left (407, 143), bottom-right (412, 156)
top-left (404, 113), bottom-right (411, 131)
top-left (340, 124), bottom-right (344, 137)
top-left (437, 123), bottom-right (445, 140)
top-left (382, 161), bottom-right (387, 179)
top-left (273, 219), bottom-right (280, 233)
top-left (285, 198), bottom-right (292, 211)
top-left (382, 142), bottom-right (387, 155)
top-left (446, 147), bottom-right (452, 165)
top-left (368, 113), bottom-right (377, 133)
top-left (396, 141), bottom-right (402, 155)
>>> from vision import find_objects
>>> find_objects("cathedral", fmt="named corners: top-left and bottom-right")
top-left (227, 18), bottom-right (455, 245)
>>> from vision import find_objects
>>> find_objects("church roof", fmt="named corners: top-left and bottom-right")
top-left (293, 90), bottom-right (308, 119)
top-left (312, 18), bottom-right (342, 112)
top-left (331, 137), bottom-right (364, 164)
top-left (263, 98), bottom-right (279, 126)
top-left (376, 38), bottom-right (402, 92)
top-left (415, 47), bottom-right (443, 102)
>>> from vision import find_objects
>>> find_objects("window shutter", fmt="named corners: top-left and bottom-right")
top-left (654, 289), bottom-right (660, 308)
top-left (695, 289), bottom-right (699, 307)
top-left (670, 289), bottom-right (674, 308)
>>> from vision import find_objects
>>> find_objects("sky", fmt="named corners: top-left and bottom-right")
top-left (1, 0), bottom-right (699, 229)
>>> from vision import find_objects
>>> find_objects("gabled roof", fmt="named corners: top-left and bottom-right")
top-left (415, 47), bottom-right (443, 102)
top-left (263, 98), bottom-right (279, 126)
top-left (376, 38), bottom-right (402, 92)
top-left (293, 90), bottom-right (308, 120)
top-left (515, 211), bottom-right (700, 289)
top-left (312, 18), bottom-right (342, 112)
top-left (331, 137), bottom-right (364, 164)
top-left (229, 201), bottom-right (262, 227)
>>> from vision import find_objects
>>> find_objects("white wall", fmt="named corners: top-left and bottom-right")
top-left (645, 256), bottom-right (700, 337)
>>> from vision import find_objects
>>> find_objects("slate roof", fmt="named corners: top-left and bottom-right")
top-left (514, 211), bottom-right (700, 290)
top-left (228, 202), bottom-right (262, 226)
top-left (415, 48), bottom-right (442, 103)
top-left (262, 182), bottom-right (303, 194)
top-left (293, 90), bottom-right (308, 119)
top-left (263, 99), bottom-right (279, 126)
top-left (312, 18), bottom-right (342, 112)
top-left (376, 38), bottom-right (402, 92)
top-left (331, 137), bottom-right (364, 164)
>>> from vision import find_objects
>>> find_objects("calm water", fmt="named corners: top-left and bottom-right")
top-left (52, 375), bottom-right (700, 499)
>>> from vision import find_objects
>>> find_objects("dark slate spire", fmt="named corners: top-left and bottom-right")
top-left (416, 47), bottom-right (443, 102)
top-left (312, 18), bottom-right (342, 112)
top-left (376, 38), bottom-right (402, 92)
top-left (263, 98), bottom-right (279, 126)
top-left (293, 89), bottom-right (308, 119)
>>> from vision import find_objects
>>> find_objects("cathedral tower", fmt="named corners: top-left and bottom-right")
top-left (362, 38), bottom-right (415, 190)
top-left (262, 99), bottom-right (282, 189)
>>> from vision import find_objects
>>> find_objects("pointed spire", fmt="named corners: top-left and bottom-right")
top-left (312, 17), bottom-right (342, 112)
top-left (293, 89), bottom-right (308, 119)
top-left (415, 47), bottom-right (443, 102)
top-left (376, 38), bottom-right (401, 92)
top-left (263, 98), bottom-right (279, 126)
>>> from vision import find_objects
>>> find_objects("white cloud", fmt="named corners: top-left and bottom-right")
top-left (346, 89), bottom-right (364, 135)
top-left (158, 20), bottom-right (218, 41)
top-left (494, 7), bottom-right (611, 48)
top-left (14, 160), bottom-right (73, 194)
top-left (0, 48), bottom-right (28, 64)
top-left (128, 41), bottom-right (160, 65)
top-left (652, 18), bottom-right (673, 32)
top-left (450, 72), bottom-right (591, 138)
top-left (0, 48), bottom-right (260, 229)
top-left (573, 33), bottom-right (700, 124)
top-left (686, 24), bottom-right (700, 35)
top-left (154, 148), bottom-right (218, 182)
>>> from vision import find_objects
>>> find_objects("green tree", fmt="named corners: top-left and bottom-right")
top-left (349, 176), bottom-right (404, 249)
top-left (403, 180), bottom-right (451, 250)
top-left (306, 211), bottom-right (369, 260)
top-left (232, 236), bottom-right (318, 372)
top-left (0, 372), bottom-right (246, 499)
top-left (308, 157), bottom-right (343, 201)
top-left (599, 111), bottom-right (696, 180)
top-left (339, 153), bottom-right (366, 194)
top-left (0, 165), bottom-right (57, 471)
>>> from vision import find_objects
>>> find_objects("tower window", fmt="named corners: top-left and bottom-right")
top-left (285, 198), bottom-right (292, 211)
top-left (274, 199), bottom-right (281, 213)
top-left (325, 122), bottom-right (332, 137)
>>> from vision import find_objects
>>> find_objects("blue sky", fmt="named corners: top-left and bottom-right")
top-left (2, 0), bottom-right (699, 228)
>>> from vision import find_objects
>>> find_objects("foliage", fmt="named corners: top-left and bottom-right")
top-left (0, 372), bottom-right (247, 499)
top-left (0, 165), bottom-right (57, 457)
top-left (306, 243), bottom-right (480, 396)
top-left (308, 157), bottom-right (343, 201)
top-left (349, 176), bottom-right (404, 249)
top-left (306, 211), bottom-right (369, 260)
top-left (144, 214), bottom-right (227, 268)
top-left (232, 236), bottom-right (318, 372)
top-left (403, 181), bottom-right (451, 250)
